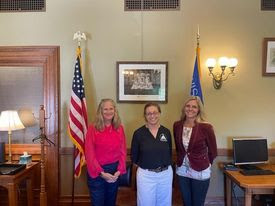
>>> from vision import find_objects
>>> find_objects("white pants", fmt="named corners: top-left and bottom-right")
top-left (136, 166), bottom-right (173, 206)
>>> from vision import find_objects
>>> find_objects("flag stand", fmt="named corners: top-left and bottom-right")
top-left (70, 31), bottom-right (87, 206)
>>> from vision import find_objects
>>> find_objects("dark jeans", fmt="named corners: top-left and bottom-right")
top-left (177, 175), bottom-right (210, 206)
top-left (87, 162), bottom-right (119, 206)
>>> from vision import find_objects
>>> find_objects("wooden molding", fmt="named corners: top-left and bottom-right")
top-left (269, 149), bottom-right (275, 156)
top-left (5, 144), bottom-right (41, 154)
top-left (59, 147), bottom-right (73, 155)
top-left (59, 195), bottom-right (90, 206)
top-left (217, 148), bottom-right (233, 156)
top-left (60, 147), bottom-right (275, 157)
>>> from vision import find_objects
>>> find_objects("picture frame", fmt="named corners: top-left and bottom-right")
top-left (263, 38), bottom-right (275, 76)
top-left (116, 61), bottom-right (168, 103)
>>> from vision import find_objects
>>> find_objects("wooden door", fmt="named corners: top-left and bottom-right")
top-left (0, 46), bottom-right (60, 205)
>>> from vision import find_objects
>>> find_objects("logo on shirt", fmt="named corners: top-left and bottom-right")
top-left (159, 134), bottom-right (167, 142)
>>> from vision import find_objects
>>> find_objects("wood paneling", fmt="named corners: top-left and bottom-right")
top-left (5, 144), bottom-right (41, 161)
top-left (60, 147), bottom-right (275, 156)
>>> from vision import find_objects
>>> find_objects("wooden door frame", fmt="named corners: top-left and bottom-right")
top-left (0, 46), bottom-right (60, 205)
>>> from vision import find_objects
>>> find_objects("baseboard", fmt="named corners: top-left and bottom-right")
top-left (59, 195), bottom-right (225, 206)
top-left (205, 197), bottom-right (225, 206)
top-left (59, 195), bottom-right (90, 206)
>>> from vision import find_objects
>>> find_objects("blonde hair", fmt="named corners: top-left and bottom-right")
top-left (94, 98), bottom-right (121, 131)
top-left (180, 96), bottom-right (206, 122)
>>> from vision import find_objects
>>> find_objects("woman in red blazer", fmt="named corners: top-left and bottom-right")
top-left (173, 96), bottom-right (217, 206)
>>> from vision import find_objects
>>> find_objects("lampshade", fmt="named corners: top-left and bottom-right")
top-left (206, 58), bottom-right (216, 68)
top-left (0, 110), bottom-right (25, 163)
top-left (18, 108), bottom-right (37, 127)
top-left (228, 58), bottom-right (238, 68)
top-left (0, 110), bottom-right (25, 132)
top-left (218, 57), bottom-right (229, 67)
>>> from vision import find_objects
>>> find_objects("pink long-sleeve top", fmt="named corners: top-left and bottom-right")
top-left (85, 124), bottom-right (127, 178)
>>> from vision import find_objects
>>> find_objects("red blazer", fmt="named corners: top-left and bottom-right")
top-left (173, 121), bottom-right (217, 171)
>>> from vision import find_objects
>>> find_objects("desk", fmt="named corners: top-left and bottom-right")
top-left (223, 164), bottom-right (275, 206)
top-left (0, 162), bottom-right (39, 206)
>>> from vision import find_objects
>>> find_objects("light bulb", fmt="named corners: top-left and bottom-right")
top-left (218, 57), bottom-right (229, 67)
top-left (206, 58), bottom-right (216, 68)
top-left (228, 58), bottom-right (238, 68)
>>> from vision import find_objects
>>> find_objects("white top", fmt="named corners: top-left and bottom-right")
top-left (176, 126), bottom-right (211, 180)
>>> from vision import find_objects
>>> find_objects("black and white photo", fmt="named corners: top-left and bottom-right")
top-left (116, 62), bottom-right (168, 103)
top-left (263, 38), bottom-right (275, 76)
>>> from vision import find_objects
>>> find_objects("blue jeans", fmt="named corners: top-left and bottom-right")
top-left (177, 175), bottom-right (210, 206)
top-left (87, 162), bottom-right (119, 206)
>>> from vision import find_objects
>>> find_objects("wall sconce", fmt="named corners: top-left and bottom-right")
top-left (206, 57), bottom-right (238, 89)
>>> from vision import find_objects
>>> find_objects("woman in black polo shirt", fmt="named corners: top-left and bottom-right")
top-left (131, 102), bottom-right (173, 206)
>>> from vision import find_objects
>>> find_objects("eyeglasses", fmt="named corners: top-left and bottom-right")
top-left (146, 112), bottom-right (159, 116)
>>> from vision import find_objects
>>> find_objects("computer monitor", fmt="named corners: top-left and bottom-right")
top-left (232, 137), bottom-right (268, 165)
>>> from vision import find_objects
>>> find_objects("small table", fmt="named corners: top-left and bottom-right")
top-left (0, 162), bottom-right (39, 206)
top-left (222, 164), bottom-right (275, 206)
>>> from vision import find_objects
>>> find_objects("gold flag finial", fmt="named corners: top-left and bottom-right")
top-left (197, 25), bottom-right (200, 48)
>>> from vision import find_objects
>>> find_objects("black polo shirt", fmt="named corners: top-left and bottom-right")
top-left (131, 125), bottom-right (172, 169)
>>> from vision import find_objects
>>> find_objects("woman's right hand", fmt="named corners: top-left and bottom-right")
top-left (100, 172), bottom-right (119, 183)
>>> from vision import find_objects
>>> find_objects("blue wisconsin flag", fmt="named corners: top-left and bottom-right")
top-left (190, 47), bottom-right (204, 104)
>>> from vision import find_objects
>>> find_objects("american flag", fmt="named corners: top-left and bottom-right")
top-left (68, 47), bottom-right (88, 178)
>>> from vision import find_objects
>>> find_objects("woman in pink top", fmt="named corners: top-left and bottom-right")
top-left (85, 99), bottom-right (127, 206)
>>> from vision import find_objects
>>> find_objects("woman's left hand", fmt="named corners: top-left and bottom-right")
top-left (114, 171), bottom-right (120, 178)
top-left (106, 171), bottom-right (120, 183)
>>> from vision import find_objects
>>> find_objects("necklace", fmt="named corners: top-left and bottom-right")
top-left (182, 127), bottom-right (192, 150)
top-left (183, 127), bottom-right (192, 138)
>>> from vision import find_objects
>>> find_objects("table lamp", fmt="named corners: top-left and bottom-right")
top-left (0, 110), bottom-right (25, 163)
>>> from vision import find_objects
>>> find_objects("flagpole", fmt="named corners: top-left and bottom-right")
top-left (71, 31), bottom-right (87, 206)
top-left (71, 146), bottom-right (75, 206)
top-left (190, 24), bottom-right (204, 104)
top-left (196, 25), bottom-right (201, 77)
top-left (197, 24), bottom-right (200, 48)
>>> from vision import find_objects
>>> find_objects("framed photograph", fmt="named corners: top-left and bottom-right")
top-left (116, 61), bottom-right (168, 103)
top-left (263, 38), bottom-right (275, 76)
